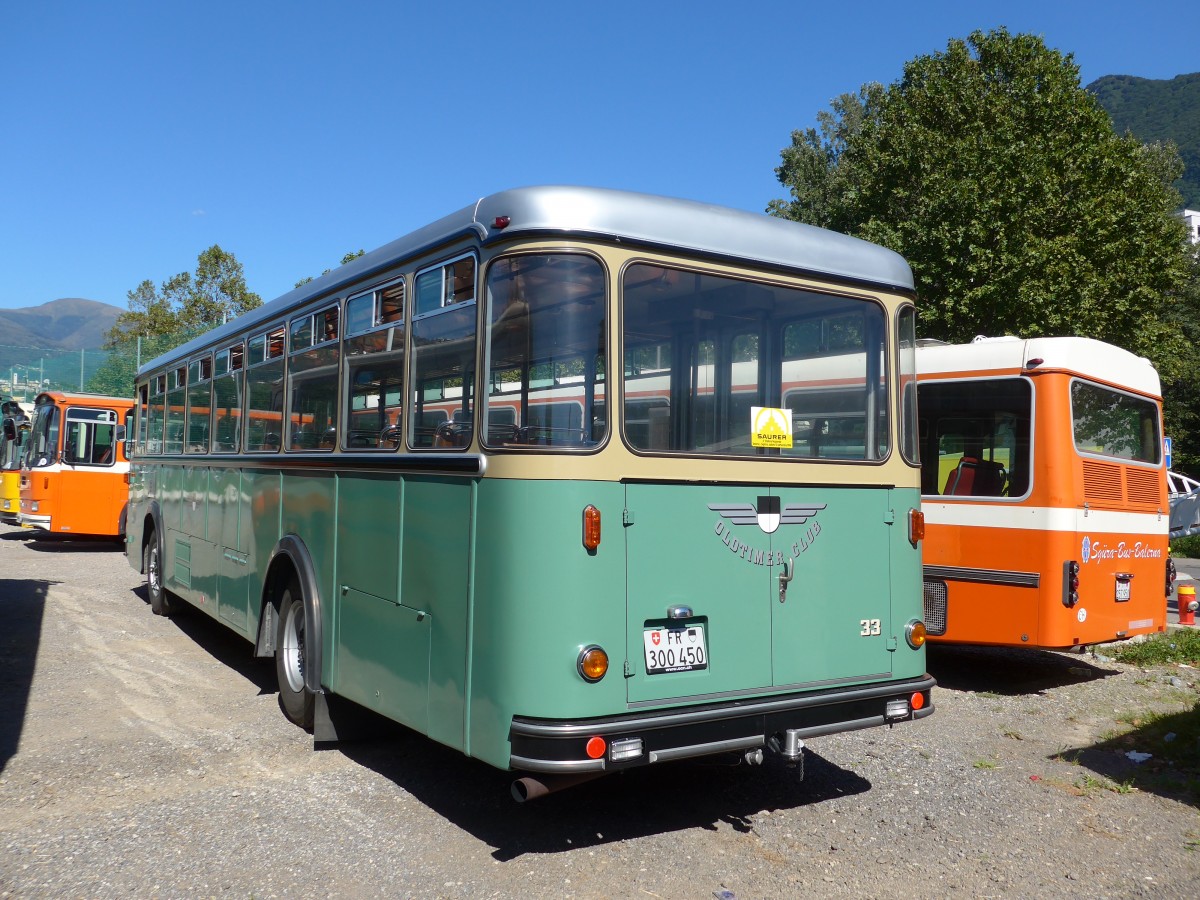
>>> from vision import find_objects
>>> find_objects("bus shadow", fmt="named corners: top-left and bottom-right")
top-left (132, 591), bottom-right (278, 696)
top-left (927, 644), bottom-right (1120, 695)
top-left (1053, 702), bottom-right (1200, 808)
top-left (20, 536), bottom-right (125, 553)
top-left (0, 578), bottom-right (51, 773)
top-left (340, 736), bottom-right (871, 860)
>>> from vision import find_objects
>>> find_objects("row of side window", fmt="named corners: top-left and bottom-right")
top-left (135, 255), bottom-right (477, 456)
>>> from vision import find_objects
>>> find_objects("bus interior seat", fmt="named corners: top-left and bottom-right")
top-left (433, 420), bottom-right (471, 448)
top-left (944, 457), bottom-right (1007, 496)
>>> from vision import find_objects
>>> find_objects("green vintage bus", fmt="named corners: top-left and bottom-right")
top-left (125, 186), bottom-right (933, 800)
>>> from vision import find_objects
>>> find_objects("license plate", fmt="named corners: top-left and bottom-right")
top-left (1115, 580), bottom-right (1131, 602)
top-left (643, 625), bottom-right (708, 674)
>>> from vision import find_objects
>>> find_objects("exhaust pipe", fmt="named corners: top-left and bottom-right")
top-left (511, 771), bottom-right (605, 802)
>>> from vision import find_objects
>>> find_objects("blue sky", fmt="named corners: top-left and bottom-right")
top-left (1, 1), bottom-right (1196, 313)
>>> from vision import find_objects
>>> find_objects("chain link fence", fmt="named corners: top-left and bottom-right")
top-left (1, 327), bottom-right (210, 401)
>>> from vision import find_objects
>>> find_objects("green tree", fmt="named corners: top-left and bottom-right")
top-left (107, 245), bottom-right (262, 343)
top-left (768, 84), bottom-right (882, 229)
top-left (294, 249), bottom-right (366, 288)
top-left (770, 28), bottom-right (1194, 380)
top-left (89, 246), bottom-right (261, 397)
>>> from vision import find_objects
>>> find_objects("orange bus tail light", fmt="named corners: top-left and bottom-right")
top-left (1063, 561), bottom-right (1080, 607)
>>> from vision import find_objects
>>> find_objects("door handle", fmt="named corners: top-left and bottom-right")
top-left (778, 558), bottom-right (794, 603)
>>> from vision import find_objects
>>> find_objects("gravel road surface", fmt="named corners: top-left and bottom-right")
top-left (1, 522), bottom-right (1198, 898)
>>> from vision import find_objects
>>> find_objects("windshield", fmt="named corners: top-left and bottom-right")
top-left (621, 264), bottom-right (890, 460)
top-left (28, 402), bottom-right (59, 467)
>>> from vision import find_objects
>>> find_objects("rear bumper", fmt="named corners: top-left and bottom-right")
top-left (18, 513), bottom-right (50, 530)
top-left (509, 674), bottom-right (935, 773)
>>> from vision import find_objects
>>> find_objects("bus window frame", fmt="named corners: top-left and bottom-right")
top-left (211, 340), bottom-right (245, 454)
top-left (897, 304), bottom-right (919, 467)
top-left (619, 259), bottom-right (892, 462)
top-left (344, 277), bottom-right (407, 451)
top-left (1068, 377), bottom-right (1162, 468)
top-left (481, 249), bottom-right (609, 452)
top-left (244, 324), bottom-right (287, 453)
top-left (917, 374), bottom-right (1035, 502)
top-left (287, 302), bottom-right (341, 452)
top-left (409, 253), bottom-right (477, 451)
top-left (185, 354), bottom-right (213, 454)
top-left (414, 252), bottom-right (476, 317)
top-left (62, 405), bottom-right (120, 467)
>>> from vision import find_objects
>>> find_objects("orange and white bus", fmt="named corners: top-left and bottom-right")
top-left (19, 391), bottom-right (135, 538)
top-left (917, 336), bottom-right (1170, 648)
top-left (2, 399), bottom-right (32, 524)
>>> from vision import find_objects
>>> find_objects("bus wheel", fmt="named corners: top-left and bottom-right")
top-left (145, 528), bottom-right (173, 617)
top-left (276, 581), bottom-right (314, 730)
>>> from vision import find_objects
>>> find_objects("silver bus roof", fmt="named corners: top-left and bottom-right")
top-left (139, 185), bottom-right (914, 377)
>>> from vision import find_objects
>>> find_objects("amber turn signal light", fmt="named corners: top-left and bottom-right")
top-left (583, 504), bottom-right (601, 551)
top-left (905, 619), bottom-right (927, 649)
top-left (578, 645), bottom-right (608, 682)
top-left (908, 508), bottom-right (925, 546)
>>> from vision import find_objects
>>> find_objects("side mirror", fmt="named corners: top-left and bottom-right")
top-left (2, 419), bottom-right (14, 442)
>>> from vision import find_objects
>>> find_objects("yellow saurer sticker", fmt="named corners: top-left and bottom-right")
top-left (751, 406), bottom-right (793, 449)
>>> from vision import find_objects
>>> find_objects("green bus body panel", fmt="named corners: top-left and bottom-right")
top-left (624, 484), bottom-right (896, 704)
top-left (469, 478), bottom-right (629, 768)
top-left (888, 489), bottom-right (925, 681)
top-left (399, 477), bottom-right (473, 750)
top-left (337, 586), bottom-right (431, 734)
top-left (134, 463), bottom-right (924, 774)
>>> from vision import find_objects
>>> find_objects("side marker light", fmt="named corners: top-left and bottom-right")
top-left (583, 504), bottom-right (601, 551)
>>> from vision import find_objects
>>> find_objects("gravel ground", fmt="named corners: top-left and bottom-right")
top-left (1, 521), bottom-right (1198, 899)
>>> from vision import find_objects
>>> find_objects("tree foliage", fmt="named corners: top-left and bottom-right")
top-left (89, 246), bottom-right (262, 397)
top-left (107, 245), bottom-right (262, 343)
top-left (294, 249), bottom-right (366, 288)
top-left (770, 28), bottom-right (1196, 382)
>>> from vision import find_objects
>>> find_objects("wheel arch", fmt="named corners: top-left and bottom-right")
top-left (255, 534), bottom-right (325, 698)
top-left (134, 501), bottom-right (163, 575)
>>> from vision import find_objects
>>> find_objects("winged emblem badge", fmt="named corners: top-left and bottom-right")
top-left (708, 497), bottom-right (827, 535)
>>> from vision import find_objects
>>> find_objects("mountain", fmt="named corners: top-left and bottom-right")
top-left (1087, 72), bottom-right (1200, 209)
top-left (0, 298), bottom-right (123, 350)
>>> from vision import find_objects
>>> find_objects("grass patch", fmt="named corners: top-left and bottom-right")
top-left (1074, 773), bottom-right (1137, 795)
top-left (1091, 701), bottom-right (1200, 802)
top-left (973, 759), bottom-right (999, 769)
top-left (1111, 629), bottom-right (1200, 666)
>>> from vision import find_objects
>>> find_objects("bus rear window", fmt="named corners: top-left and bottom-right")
top-left (1071, 380), bottom-right (1160, 464)
top-left (917, 378), bottom-right (1032, 498)
top-left (621, 264), bottom-right (889, 460)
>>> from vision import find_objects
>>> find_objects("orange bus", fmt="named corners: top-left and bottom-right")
top-left (19, 391), bottom-right (135, 538)
top-left (917, 336), bottom-right (1170, 648)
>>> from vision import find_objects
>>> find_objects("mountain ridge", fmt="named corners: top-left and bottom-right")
top-left (1087, 72), bottom-right (1200, 209)
top-left (0, 298), bottom-right (123, 350)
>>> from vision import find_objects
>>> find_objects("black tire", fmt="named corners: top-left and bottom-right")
top-left (275, 580), bottom-right (314, 730)
top-left (145, 527), bottom-right (173, 616)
